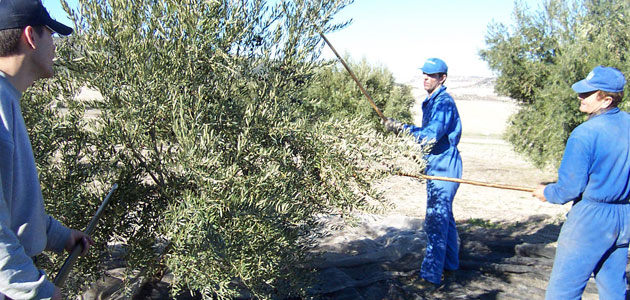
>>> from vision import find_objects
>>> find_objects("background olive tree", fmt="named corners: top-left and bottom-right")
top-left (24, 0), bottom-right (423, 298)
top-left (480, 0), bottom-right (630, 167)
top-left (304, 56), bottom-right (416, 126)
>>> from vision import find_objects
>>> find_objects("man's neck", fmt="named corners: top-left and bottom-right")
top-left (427, 85), bottom-right (443, 98)
top-left (0, 55), bottom-right (34, 92)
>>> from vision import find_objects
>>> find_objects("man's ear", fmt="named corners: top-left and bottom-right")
top-left (601, 95), bottom-right (614, 109)
top-left (22, 26), bottom-right (37, 50)
top-left (440, 74), bottom-right (447, 84)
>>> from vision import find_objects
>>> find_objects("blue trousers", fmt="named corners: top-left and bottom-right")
top-left (545, 200), bottom-right (630, 300)
top-left (421, 178), bottom-right (460, 284)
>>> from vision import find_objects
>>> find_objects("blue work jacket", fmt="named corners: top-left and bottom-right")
top-left (545, 108), bottom-right (630, 204)
top-left (402, 86), bottom-right (462, 176)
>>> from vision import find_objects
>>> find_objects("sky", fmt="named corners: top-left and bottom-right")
top-left (42, 0), bottom-right (542, 83)
top-left (319, 0), bottom-right (543, 82)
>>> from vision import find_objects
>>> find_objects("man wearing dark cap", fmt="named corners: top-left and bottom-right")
top-left (383, 58), bottom-right (462, 290)
top-left (0, 0), bottom-right (93, 299)
top-left (533, 66), bottom-right (630, 299)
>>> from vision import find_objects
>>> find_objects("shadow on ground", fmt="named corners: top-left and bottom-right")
top-left (99, 214), bottom-right (630, 300)
top-left (309, 214), bottom-right (569, 300)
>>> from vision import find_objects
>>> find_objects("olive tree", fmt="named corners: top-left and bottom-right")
top-left (480, 0), bottom-right (630, 167)
top-left (304, 56), bottom-right (416, 126)
top-left (24, 0), bottom-right (425, 298)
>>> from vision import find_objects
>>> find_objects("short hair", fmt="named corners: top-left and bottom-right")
top-left (0, 28), bottom-right (23, 57)
top-left (598, 90), bottom-right (624, 107)
top-left (438, 72), bottom-right (447, 84)
top-left (0, 26), bottom-right (44, 57)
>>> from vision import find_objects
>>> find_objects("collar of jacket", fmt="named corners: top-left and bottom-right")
top-left (588, 107), bottom-right (620, 120)
top-left (424, 85), bottom-right (447, 103)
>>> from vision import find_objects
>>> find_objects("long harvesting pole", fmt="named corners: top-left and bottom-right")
top-left (54, 183), bottom-right (119, 287)
top-left (320, 33), bottom-right (387, 122)
top-left (396, 172), bottom-right (535, 192)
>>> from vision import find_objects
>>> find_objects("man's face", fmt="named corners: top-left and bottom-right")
top-left (577, 91), bottom-right (608, 114)
top-left (31, 26), bottom-right (56, 79)
top-left (423, 72), bottom-right (445, 95)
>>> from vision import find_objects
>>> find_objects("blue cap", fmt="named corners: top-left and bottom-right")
top-left (0, 0), bottom-right (72, 36)
top-left (572, 66), bottom-right (626, 93)
top-left (420, 58), bottom-right (448, 74)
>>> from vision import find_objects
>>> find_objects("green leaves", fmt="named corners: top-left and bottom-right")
top-left (481, 0), bottom-right (630, 167)
top-left (304, 56), bottom-right (415, 127)
top-left (24, 0), bottom-right (425, 298)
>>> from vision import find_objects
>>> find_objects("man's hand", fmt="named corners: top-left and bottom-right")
top-left (382, 117), bottom-right (405, 134)
top-left (65, 229), bottom-right (94, 256)
top-left (532, 185), bottom-right (547, 202)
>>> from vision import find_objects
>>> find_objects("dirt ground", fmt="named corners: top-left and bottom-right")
top-left (381, 137), bottom-right (570, 223)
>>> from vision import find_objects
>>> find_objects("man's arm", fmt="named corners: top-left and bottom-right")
top-left (44, 216), bottom-right (70, 253)
top-left (404, 99), bottom-right (455, 144)
top-left (0, 183), bottom-right (56, 299)
top-left (543, 131), bottom-right (591, 204)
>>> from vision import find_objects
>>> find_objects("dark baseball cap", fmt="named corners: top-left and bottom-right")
top-left (0, 0), bottom-right (73, 36)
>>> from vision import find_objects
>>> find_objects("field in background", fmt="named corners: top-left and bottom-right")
top-left (384, 76), bottom-right (569, 222)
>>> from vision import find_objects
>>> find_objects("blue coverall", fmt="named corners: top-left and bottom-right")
top-left (402, 85), bottom-right (463, 284)
top-left (544, 108), bottom-right (630, 300)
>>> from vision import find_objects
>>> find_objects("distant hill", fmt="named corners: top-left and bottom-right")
top-left (404, 75), bottom-right (513, 102)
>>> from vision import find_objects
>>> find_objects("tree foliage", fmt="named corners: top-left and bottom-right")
top-left (304, 57), bottom-right (416, 126)
top-left (480, 0), bottom-right (630, 167)
top-left (23, 0), bottom-right (423, 298)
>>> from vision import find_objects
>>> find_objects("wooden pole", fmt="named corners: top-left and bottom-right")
top-left (320, 33), bottom-right (387, 121)
top-left (54, 183), bottom-right (118, 287)
top-left (396, 172), bottom-right (535, 193)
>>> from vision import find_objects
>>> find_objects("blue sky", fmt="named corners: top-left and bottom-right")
top-left (321, 0), bottom-right (543, 82)
top-left (42, 0), bottom-right (76, 26)
top-left (42, 0), bottom-right (542, 82)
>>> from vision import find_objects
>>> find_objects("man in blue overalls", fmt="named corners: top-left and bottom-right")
top-left (533, 66), bottom-right (630, 300)
top-left (384, 57), bottom-right (462, 289)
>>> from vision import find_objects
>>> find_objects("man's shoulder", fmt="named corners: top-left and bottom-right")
top-left (588, 109), bottom-right (630, 125)
top-left (431, 88), bottom-right (454, 102)
top-left (572, 110), bottom-right (630, 139)
top-left (438, 91), bottom-right (454, 100)
top-left (0, 80), bottom-right (16, 140)
top-left (619, 109), bottom-right (630, 119)
top-left (430, 92), bottom-right (456, 110)
top-left (0, 79), bottom-right (18, 105)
